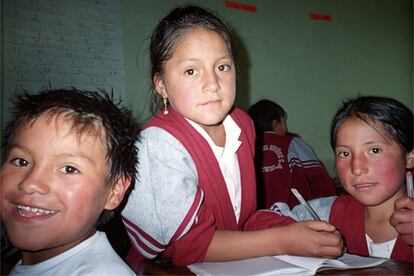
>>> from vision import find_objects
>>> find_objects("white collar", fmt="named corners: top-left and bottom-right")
top-left (185, 115), bottom-right (242, 156)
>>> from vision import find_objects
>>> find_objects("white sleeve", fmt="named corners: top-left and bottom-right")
top-left (288, 137), bottom-right (322, 168)
top-left (270, 196), bottom-right (336, 222)
top-left (122, 127), bottom-right (202, 258)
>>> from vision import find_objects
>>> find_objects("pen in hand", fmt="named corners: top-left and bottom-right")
top-left (406, 171), bottom-right (413, 198)
top-left (291, 188), bottom-right (321, 221)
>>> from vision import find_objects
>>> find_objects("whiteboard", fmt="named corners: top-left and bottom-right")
top-left (3, 0), bottom-right (125, 124)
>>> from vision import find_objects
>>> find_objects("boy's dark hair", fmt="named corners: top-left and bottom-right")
top-left (330, 96), bottom-right (413, 153)
top-left (248, 99), bottom-right (286, 134)
top-left (2, 88), bottom-right (140, 226)
top-left (149, 5), bottom-right (234, 113)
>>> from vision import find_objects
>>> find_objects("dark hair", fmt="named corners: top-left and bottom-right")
top-left (2, 88), bottom-right (140, 226)
top-left (149, 5), bottom-right (234, 112)
top-left (248, 99), bottom-right (286, 133)
top-left (330, 96), bottom-right (413, 153)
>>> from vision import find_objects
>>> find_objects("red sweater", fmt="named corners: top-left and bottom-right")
top-left (330, 195), bottom-right (413, 262)
top-left (260, 132), bottom-right (336, 208)
top-left (125, 107), bottom-right (294, 269)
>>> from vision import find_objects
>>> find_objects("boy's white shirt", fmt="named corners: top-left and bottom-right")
top-left (272, 196), bottom-right (395, 259)
top-left (186, 115), bottom-right (242, 222)
top-left (10, 231), bottom-right (135, 276)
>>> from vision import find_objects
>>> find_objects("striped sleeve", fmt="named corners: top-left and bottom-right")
top-left (287, 137), bottom-right (322, 172)
top-left (121, 127), bottom-right (203, 259)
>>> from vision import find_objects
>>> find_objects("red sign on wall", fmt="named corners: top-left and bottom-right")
top-left (309, 13), bottom-right (332, 21)
top-left (225, 1), bottom-right (257, 13)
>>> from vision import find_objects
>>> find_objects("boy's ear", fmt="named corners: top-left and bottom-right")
top-left (406, 150), bottom-right (414, 169)
top-left (104, 176), bottom-right (131, 211)
top-left (153, 74), bottom-right (168, 98)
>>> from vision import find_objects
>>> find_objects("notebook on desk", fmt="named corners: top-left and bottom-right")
top-left (188, 253), bottom-right (387, 275)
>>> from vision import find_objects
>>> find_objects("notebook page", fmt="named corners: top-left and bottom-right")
top-left (275, 255), bottom-right (345, 274)
top-left (333, 253), bottom-right (387, 268)
top-left (188, 256), bottom-right (308, 276)
top-left (274, 253), bottom-right (387, 274)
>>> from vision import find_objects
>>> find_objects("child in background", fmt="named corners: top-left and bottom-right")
top-left (1, 89), bottom-right (139, 275)
top-left (274, 96), bottom-right (413, 262)
top-left (248, 99), bottom-right (337, 209)
top-left (121, 5), bottom-right (343, 272)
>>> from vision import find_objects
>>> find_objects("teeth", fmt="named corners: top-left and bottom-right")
top-left (356, 184), bottom-right (370, 187)
top-left (17, 205), bottom-right (56, 215)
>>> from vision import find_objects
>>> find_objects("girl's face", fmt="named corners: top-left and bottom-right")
top-left (154, 27), bottom-right (236, 131)
top-left (334, 118), bottom-right (412, 206)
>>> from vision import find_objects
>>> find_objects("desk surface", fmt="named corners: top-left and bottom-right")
top-left (143, 258), bottom-right (413, 275)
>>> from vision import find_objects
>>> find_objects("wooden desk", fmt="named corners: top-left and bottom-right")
top-left (143, 258), bottom-right (413, 275)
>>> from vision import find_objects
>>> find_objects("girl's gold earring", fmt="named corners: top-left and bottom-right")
top-left (163, 98), bottom-right (169, 115)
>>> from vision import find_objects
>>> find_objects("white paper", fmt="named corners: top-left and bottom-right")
top-left (189, 256), bottom-right (307, 275)
top-left (188, 253), bottom-right (387, 276)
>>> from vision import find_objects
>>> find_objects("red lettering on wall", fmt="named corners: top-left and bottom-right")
top-left (309, 13), bottom-right (332, 21)
top-left (225, 1), bottom-right (257, 13)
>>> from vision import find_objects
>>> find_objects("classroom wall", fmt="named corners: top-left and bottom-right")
top-left (1, 0), bottom-right (412, 175)
top-left (121, 0), bottom-right (413, 175)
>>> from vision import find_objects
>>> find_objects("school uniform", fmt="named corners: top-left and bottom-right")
top-left (330, 195), bottom-right (413, 262)
top-left (122, 107), bottom-right (294, 272)
top-left (260, 131), bottom-right (336, 208)
top-left (275, 195), bottom-right (413, 262)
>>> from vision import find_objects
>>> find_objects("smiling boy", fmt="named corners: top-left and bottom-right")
top-left (1, 89), bottom-right (139, 275)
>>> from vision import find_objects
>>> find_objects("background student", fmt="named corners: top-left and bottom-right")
top-left (1, 89), bottom-right (139, 275)
top-left (248, 99), bottom-right (337, 208)
top-left (274, 96), bottom-right (413, 262)
top-left (121, 5), bottom-right (343, 273)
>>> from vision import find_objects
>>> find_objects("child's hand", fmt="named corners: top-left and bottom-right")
top-left (283, 221), bottom-right (344, 258)
top-left (390, 196), bottom-right (414, 245)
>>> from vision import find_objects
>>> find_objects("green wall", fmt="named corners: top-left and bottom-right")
top-left (1, 1), bottom-right (412, 175)
top-left (121, 0), bottom-right (413, 175)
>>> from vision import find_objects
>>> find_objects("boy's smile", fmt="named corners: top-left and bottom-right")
top-left (16, 204), bottom-right (57, 217)
top-left (13, 204), bottom-right (58, 223)
top-left (1, 114), bottom-right (114, 264)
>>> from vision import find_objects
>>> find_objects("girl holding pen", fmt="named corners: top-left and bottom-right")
top-left (121, 5), bottom-right (344, 272)
top-left (274, 96), bottom-right (413, 262)
top-left (390, 172), bottom-right (413, 247)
